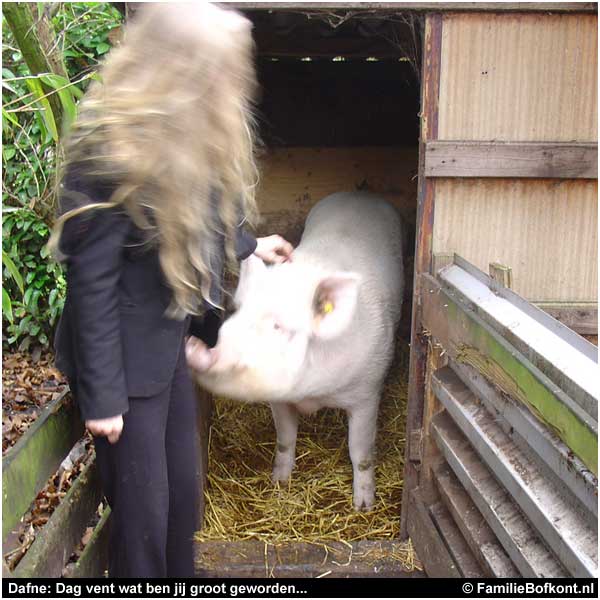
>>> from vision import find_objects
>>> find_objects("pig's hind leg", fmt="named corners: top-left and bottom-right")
top-left (347, 398), bottom-right (378, 511)
top-left (270, 402), bottom-right (299, 482)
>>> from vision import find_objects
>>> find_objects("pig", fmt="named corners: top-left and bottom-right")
top-left (190, 192), bottom-right (405, 510)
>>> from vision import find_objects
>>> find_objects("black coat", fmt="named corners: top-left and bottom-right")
top-left (54, 172), bottom-right (256, 421)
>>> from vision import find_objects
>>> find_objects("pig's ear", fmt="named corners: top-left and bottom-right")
top-left (235, 254), bottom-right (267, 307)
top-left (312, 272), bottom-right (360, 339)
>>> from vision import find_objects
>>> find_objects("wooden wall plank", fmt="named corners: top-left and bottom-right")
top-left (432, 179), bottom-right (598, 302)
top-left (425, 142), bottom-right (598, 179)
top-left (438, 13), bottom-right (598, 142)
top-left (230, 4), bottom-right (598, 13)
top-left (255, 146), bottom-right (418, 242)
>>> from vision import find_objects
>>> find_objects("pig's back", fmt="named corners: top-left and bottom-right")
top-left (297, 192), bottom-right (404, 324)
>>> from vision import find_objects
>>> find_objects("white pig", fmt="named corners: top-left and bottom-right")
top-left (191, 192), bottom-right (404, 509)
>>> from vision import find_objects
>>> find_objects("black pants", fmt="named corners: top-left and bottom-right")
top-left (91, 338), bottom-right (200, 578)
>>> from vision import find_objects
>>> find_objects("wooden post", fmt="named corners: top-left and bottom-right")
top-left (489, 262), bottom-right (513, 289)
top-left (400, 12), bottom-right (443, 540)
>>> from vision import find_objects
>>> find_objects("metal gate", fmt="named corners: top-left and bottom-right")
top-left (403, 255), bottom-right (598, 577)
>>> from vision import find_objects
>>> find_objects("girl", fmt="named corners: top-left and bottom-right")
top-left (50, 3), bottom-right (292, 577)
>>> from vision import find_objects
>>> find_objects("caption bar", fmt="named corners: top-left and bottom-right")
top-left (4, 578), bottom-right (599, 599)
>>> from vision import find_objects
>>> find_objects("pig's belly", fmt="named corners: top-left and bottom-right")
top-left (295, 398), bottom-right (322, 415)
top-left (293, 395), bottom-right (351, 415)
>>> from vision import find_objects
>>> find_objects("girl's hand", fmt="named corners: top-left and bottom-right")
top-left (254, 235), bottom-right (293, 264)
top-left (186, 335), bottom-right (218, 372)
top-left (86, 415), bottom-right (124, 444)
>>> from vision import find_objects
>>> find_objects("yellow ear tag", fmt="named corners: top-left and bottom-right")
top-left (323, 301), bottom-right (334, 314)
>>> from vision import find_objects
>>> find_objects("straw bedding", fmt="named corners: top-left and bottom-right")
top-left (195, 339), bottom-right (419, 570)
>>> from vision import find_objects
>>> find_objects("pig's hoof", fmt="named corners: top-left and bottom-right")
top-left (353, 488), bottom-right (375, 512)
top-left (271, 464), bottom-right (293, 483)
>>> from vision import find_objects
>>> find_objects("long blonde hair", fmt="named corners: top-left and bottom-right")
top-left (49, 2), bottom-right (260, 317)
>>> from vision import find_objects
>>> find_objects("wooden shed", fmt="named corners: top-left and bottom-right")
top-left (3, 1), bottom-right (597, 580)
top-left (228, 1), bottom-right (599, 578)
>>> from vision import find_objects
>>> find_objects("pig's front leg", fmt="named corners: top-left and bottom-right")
top-left (270, 402), bottom-right (299, 482)
top-left (347, 400), bottom-right (378, 511)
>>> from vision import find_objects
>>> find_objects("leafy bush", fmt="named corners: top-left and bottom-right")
top-left (2, 3), bottom-right (122, 351)
top-left (2, 208), bottom-right (66, 350)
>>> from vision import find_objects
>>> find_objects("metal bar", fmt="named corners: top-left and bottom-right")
top-left (431, 412), bottom-right (568, 577)
top-left (425, 141), bottom-right (598, 179)
top-left (450, 255), bottom-right (597, 361)
top-left (433, 464), bottom-right (520, 578)
top-left (449, 358), bottom-right (597, 519)
top-left (432, 367), bottom-right (598, 577)
top-left (438, 262), bottom-right (598, 419)
top-left (429, 501), bottom-right (486, 577)
top-left (535, 303), bottom-right (598, 336)
top-left (420, 272), bottom-right (598, 475)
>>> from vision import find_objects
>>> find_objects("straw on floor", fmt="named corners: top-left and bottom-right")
top-left (195, 340), bottom-right (419, 571)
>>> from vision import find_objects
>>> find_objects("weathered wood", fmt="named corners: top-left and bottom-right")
top-left (428, 501), bottom-right (486, 578)
top-left (13, 460), bottom-right (103, 578)
top-left (425, 142), bottom-right (598, 179)
top-left (536, 303), bottom-right (598, 335)
top-left (66, 507), bottom-right (111, 579)
top-left (431, 411), bottom-right (568, 577)
top-left (406, 487), bottom-right (460, 578)
top-left (2, 389), bottom-right (84, 542)
top-left (230, 3), bottom-right (598, 13)
top-left (420, 273), bottom-right (598, 475)
top-left (195, 540), bottom-right (424, 578)
top-left (432, 367), bottom-right (597, 577)
top-left (489, 262), bottom-right (513, 289)
top-left (433, 465), bottom-right (520, 578)
top-left (401, 10), bottom-right (442, 541)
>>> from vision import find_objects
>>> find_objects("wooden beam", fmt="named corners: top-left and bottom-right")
top-left (401, 11), bottom-right (442, 540)
top-left (425, 142), bottom-right (598, 179)
top-left (195, 540), bottom-right (424, 578)
top-left (12, 460), bottom-right (103, 577)
top-left (228, 3), bottom-right (598, 13)
top-left (406, 487), bottom-right (460, 577)
top-left (2, 389), bottom-right (84, 542)
top-left (65, 508), bottom-right (111, 578)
